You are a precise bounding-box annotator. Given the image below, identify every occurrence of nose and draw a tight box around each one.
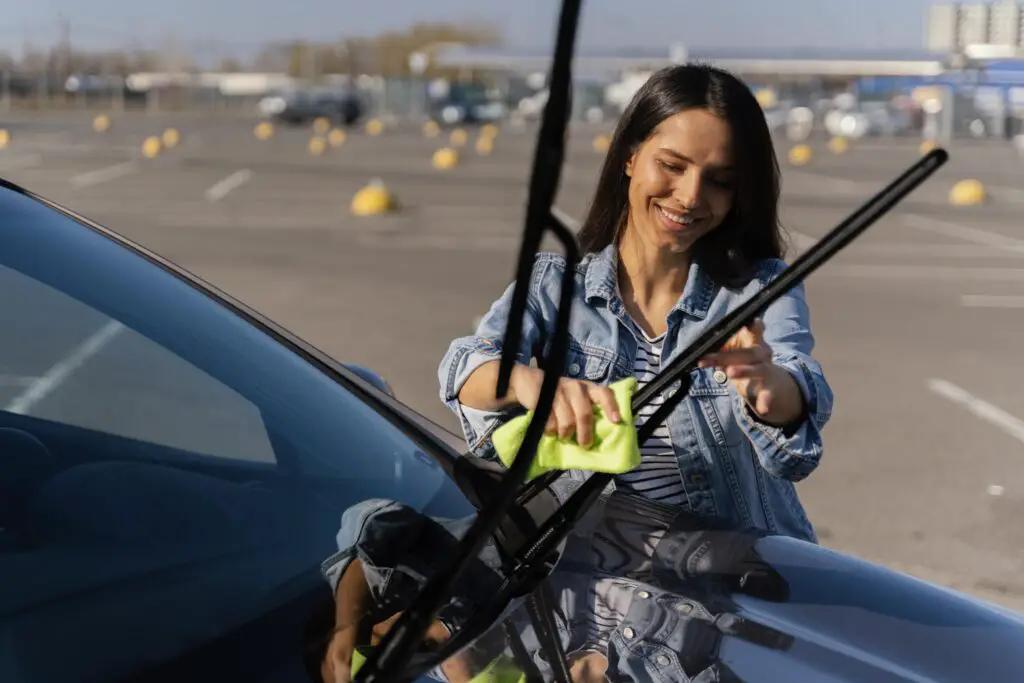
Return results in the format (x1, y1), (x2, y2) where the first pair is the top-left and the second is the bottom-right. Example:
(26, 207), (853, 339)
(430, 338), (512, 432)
(674, 167), (704, 210)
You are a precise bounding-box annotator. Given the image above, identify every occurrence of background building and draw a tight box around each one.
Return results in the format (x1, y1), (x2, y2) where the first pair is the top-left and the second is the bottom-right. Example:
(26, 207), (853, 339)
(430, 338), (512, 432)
(927, 1), (1024, 54)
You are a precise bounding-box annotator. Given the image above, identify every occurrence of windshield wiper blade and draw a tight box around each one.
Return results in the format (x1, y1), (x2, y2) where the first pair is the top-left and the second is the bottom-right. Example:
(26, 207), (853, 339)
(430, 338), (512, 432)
(351, 2), (584, 681)
(514, 147), (950, 507)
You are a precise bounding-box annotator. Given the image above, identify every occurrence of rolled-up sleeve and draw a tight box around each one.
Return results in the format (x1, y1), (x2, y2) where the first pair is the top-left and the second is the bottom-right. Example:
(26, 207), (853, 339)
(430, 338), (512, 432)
(438, 260), (550, 455)
(734, 265), (834, 482)
(320, 498), (506, 633)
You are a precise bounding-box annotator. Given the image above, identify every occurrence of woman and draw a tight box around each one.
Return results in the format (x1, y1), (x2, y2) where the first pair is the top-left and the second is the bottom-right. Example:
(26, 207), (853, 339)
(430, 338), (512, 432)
(438, 63), (833, 543)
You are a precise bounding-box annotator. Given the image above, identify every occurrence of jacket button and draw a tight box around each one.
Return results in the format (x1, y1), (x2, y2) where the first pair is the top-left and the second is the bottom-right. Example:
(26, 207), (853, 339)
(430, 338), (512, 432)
(637, 590), (650, 599)
(657, 655), (671, 666)
(622, 627), (635, 639)
(713, 369), (728, 384)
(569, 362), (581, 376)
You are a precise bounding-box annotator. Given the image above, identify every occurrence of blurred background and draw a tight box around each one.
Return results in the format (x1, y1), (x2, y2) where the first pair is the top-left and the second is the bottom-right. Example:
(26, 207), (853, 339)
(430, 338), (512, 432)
(2, 0), (1024, 612)
(4, 0), (1024, 141)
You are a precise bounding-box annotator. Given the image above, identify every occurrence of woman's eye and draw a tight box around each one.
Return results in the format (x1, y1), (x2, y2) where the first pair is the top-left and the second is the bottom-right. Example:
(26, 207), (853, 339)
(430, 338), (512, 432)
(658, 160), (680, 173)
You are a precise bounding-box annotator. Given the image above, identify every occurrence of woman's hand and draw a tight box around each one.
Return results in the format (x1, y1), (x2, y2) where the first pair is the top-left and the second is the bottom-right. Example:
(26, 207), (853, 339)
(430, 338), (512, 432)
(320, 613), (453, 683)
(321, 625), (357, 683)
(510, 365), (621, 447)
(697, 319), (804, 427)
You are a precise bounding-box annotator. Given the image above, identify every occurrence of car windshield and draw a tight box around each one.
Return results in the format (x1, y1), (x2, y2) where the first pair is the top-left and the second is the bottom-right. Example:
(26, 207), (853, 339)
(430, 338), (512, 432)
(0, 176), (825, 683)
(0, 183), (484, 682)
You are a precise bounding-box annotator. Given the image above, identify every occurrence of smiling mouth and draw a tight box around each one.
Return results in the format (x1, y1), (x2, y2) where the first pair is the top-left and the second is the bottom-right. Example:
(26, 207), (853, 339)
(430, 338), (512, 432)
(656, 204), (703, 230)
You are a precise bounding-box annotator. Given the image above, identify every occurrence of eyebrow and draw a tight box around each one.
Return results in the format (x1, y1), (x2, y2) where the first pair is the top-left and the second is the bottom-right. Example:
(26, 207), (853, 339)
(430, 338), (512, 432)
(659, 148), (734, 171)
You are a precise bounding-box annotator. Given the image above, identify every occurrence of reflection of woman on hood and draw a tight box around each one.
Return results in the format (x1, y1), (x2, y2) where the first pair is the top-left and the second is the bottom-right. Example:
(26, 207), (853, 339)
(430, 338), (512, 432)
(318, 489), (792, 683)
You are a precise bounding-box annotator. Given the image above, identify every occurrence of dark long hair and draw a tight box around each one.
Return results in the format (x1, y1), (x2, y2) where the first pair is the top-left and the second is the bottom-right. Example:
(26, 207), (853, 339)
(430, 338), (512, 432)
(576, 63), (786, 288)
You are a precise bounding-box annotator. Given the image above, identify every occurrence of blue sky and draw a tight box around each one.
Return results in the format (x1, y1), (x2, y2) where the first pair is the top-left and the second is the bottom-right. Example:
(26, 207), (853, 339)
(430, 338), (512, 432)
(0, 0), (937, 59)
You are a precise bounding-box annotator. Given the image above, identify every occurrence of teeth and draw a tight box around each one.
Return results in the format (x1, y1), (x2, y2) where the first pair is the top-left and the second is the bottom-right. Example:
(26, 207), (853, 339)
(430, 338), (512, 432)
(658, 206), (694, 225)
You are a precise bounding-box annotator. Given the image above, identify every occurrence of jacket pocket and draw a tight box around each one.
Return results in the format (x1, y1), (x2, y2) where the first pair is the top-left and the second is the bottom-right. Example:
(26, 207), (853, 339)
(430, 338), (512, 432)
(563, 344), (615, 383)
(688, 368), (743, 448)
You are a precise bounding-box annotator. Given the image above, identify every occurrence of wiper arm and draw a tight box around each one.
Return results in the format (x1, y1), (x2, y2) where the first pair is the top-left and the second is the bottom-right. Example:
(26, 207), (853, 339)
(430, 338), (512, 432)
(351, 1), (584, 681)
(495, 2), (581, 401)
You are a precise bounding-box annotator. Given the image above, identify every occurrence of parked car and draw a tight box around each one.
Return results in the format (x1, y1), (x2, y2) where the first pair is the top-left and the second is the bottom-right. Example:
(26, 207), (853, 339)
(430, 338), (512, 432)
(429, 84), (507, 127)
(0, 144), (1021, 682)
(268, 89), (364, 127)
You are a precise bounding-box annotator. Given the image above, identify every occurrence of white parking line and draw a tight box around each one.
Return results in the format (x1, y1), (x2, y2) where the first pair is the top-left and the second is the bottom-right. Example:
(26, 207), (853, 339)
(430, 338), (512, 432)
(5, 321), (125, 415)
(552, 206), (581, 230)
(70, 161), (138, 188)
(961, 295), (1024, 308)
(787, 230), (818, 249)
(928, 378), (1024, 446)
(781, 231), (1024, 258)
(902, 215), (1024, 250)
(873, 244), (1024, 258)
(989, 186), (1024, 205)
(822, 265), (1024, 281)
(205, 169), (253, 202)
(784, 171), (866, 195)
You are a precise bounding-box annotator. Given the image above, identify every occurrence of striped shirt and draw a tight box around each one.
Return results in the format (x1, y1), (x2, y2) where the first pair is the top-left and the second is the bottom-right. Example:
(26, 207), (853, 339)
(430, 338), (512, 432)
(613, 321), (689, 507)
(572, 491), (679, 654)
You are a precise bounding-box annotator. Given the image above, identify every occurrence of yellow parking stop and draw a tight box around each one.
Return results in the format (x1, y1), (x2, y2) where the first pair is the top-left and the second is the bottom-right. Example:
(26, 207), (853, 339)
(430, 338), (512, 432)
(351, 179), (397, 215)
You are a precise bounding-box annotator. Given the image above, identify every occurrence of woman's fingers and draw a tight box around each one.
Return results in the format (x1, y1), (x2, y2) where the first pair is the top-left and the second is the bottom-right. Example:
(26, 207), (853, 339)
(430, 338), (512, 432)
(565, 382), (595, 447)
(537, 380), (621, 446)
(723, 363), (769, 380)
(588, 384), (621, 423)
(719, 319), (766, 352)
(552, 392), (576, 440)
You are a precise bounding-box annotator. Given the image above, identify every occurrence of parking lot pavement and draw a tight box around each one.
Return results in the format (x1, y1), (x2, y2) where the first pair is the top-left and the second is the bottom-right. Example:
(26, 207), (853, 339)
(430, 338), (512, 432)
(3, 113), (1024, 609)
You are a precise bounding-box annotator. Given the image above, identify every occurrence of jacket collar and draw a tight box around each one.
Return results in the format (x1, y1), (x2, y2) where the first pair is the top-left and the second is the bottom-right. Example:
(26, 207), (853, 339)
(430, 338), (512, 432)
(583, 243), (717, 320)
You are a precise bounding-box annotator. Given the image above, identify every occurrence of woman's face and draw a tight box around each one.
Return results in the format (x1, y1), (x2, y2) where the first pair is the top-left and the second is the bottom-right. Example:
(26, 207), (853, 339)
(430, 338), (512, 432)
(624, 108), (736, 255)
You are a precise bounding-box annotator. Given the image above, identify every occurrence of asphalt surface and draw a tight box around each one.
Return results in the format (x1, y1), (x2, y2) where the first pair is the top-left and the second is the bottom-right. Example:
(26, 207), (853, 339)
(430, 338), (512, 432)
(2, 111), (1024, 611)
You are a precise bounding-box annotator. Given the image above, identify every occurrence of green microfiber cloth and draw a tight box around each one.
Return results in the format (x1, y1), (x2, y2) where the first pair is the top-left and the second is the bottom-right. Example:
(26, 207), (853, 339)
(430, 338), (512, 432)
(491, 377), (641, 482)
(351, 647), (527, 683)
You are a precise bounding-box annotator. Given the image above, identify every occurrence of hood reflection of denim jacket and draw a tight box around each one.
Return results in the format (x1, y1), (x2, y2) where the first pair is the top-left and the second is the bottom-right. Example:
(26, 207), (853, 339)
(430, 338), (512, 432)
(320, 494), (797, 683)
(437, 243), (834, 543)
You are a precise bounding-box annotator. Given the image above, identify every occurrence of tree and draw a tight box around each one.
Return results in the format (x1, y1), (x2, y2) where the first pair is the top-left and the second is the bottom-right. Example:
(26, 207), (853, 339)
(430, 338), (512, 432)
(273, 21), (502, 80)
(218, 58), (244, 72)
(252, 44), (288, 72)
(365, 21), (501, 77)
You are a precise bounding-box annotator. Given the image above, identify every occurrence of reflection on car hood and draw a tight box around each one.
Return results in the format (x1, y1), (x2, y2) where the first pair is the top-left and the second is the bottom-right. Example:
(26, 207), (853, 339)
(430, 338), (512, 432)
(555, 492), (1024, 682)
(341, 488), (1024, 682)
(719, 534), (1024, 682)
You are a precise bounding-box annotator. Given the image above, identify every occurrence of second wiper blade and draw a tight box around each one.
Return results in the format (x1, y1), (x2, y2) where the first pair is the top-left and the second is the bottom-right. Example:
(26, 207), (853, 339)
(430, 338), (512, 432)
(515, 147), (951, 531)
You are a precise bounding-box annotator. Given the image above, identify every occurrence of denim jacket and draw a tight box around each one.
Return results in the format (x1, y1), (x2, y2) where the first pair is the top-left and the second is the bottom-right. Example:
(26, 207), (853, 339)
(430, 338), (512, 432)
(437, 243), (834, 543)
